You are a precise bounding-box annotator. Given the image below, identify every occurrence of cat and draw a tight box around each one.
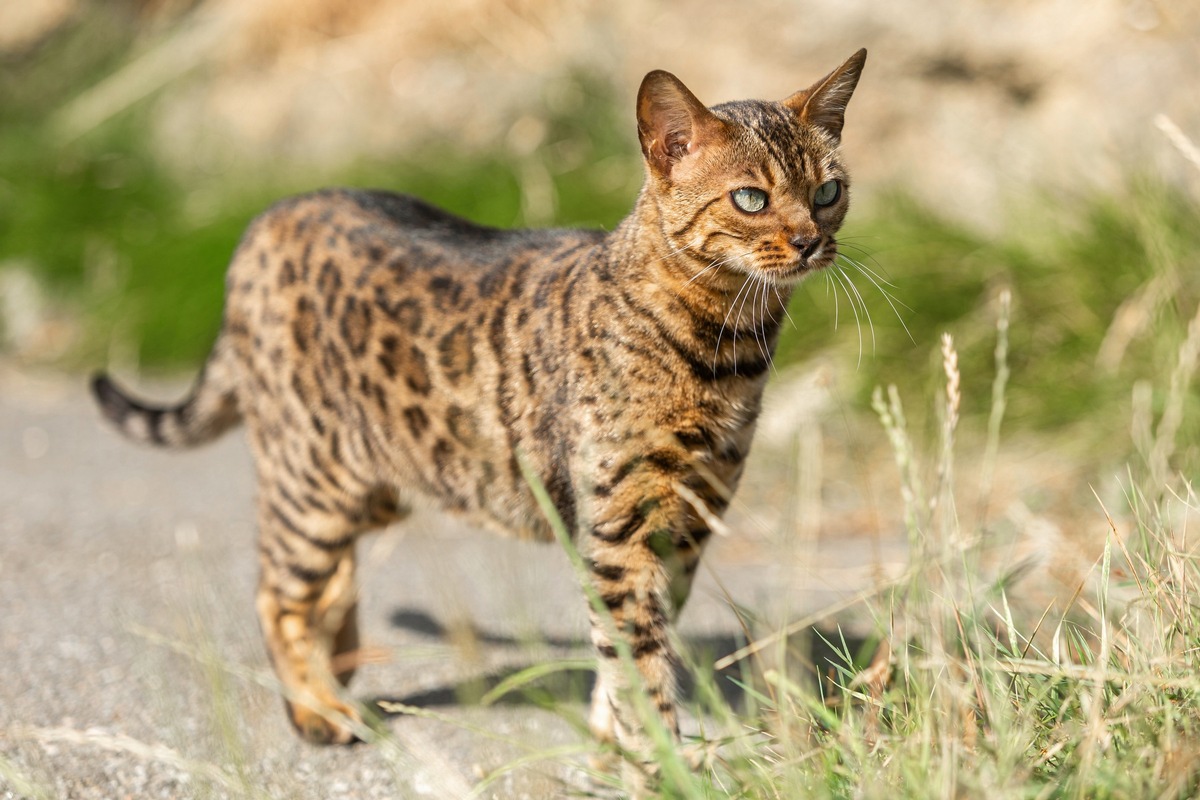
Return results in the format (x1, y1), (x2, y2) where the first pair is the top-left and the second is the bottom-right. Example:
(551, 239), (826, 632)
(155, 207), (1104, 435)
(91, 48), (866, 787)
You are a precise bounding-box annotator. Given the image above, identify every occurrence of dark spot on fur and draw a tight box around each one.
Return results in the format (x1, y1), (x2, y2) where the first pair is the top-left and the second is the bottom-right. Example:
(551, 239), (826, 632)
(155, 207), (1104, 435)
(402, 345), (432, 395)
(318, 259), (343, 315)
(476, 264), (507, 298)
(278, 259), (297, 288)
(340, 295), (372, 357)
(430, 438), (468, 510)
(403, 406), (429, 439)
(292, 296), (319, 353)
(592, 505), (647, 543)
(601, 590), (630, 610)
(588, 559), (626, 582)
(437, 323), (475, 384)
(429, 275), (465, 312)
(446, 405), (478, 446)
(375, 291), (423, 334)
(674, 428), (714, 451)
(376, 335), (400, 378)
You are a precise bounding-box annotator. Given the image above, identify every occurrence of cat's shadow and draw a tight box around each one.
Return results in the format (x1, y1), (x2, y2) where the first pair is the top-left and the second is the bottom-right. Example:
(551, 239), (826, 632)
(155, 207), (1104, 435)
(368, 608), (872, 716)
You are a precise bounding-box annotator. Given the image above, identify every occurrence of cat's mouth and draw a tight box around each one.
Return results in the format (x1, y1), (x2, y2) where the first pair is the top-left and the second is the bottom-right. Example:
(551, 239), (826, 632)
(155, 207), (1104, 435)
(763, 235), (837, 282)
(772, 248), (836, 283)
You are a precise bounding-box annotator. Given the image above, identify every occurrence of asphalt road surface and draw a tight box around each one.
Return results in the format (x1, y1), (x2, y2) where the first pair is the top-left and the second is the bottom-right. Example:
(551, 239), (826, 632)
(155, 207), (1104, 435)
(0, 365), (901, 799)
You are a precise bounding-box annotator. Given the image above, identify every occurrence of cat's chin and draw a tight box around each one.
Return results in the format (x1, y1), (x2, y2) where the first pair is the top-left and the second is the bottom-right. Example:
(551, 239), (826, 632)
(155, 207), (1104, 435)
(754, 256), (832, 286)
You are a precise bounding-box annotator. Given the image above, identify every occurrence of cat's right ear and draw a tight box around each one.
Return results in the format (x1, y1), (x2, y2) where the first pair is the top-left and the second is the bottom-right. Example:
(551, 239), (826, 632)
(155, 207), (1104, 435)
(636, 71), (723, 179)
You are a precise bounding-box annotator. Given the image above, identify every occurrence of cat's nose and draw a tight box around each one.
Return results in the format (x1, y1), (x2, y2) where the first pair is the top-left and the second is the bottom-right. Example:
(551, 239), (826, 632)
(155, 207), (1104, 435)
(788, 234), (822, 259)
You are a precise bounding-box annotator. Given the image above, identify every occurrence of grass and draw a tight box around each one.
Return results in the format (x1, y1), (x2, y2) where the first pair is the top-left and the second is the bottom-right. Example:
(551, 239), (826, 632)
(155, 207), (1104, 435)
(540, 285), (1200, 798)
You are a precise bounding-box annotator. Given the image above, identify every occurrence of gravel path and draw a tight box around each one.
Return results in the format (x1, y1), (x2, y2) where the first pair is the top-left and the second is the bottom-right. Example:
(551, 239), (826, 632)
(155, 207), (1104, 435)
(0, 366), (902, 799)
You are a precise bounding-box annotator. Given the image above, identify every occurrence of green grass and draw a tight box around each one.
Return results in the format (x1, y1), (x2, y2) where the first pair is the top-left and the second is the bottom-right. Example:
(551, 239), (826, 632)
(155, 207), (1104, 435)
(648, 306), (1200, 799)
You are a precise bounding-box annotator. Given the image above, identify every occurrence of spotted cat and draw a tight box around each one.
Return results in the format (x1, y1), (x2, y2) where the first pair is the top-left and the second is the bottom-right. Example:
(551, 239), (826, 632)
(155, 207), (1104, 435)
(92, 49), (866, 786)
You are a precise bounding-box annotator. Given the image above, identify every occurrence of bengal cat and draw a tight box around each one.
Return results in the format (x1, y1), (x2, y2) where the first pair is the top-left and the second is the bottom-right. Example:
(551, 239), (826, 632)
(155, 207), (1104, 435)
(92, 49), (867, 786)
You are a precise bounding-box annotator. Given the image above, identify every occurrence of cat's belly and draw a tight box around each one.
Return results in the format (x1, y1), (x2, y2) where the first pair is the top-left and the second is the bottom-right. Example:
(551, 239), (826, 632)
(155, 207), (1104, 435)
(373, 416), (562, 543)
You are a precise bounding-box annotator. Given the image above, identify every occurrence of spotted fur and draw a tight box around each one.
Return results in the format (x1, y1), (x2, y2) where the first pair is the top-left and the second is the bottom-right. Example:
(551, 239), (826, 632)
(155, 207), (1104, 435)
(92, 50), (867, 787)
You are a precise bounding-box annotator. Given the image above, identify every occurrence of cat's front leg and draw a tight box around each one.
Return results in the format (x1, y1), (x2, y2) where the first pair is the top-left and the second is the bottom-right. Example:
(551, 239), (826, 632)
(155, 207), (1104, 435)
(583, 482), (688, 790)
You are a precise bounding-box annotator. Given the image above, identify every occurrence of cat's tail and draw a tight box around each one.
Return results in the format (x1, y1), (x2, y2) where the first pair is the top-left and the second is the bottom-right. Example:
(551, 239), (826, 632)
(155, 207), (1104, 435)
(90, 340), (242, 449)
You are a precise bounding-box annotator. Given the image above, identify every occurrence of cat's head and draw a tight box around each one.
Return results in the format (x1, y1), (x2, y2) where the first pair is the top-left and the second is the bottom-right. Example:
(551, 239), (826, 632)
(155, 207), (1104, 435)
(636, 49), (866, 287)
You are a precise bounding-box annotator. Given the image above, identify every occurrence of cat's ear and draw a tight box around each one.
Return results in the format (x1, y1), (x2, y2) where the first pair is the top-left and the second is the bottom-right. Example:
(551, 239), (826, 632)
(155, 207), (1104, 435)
(636, 71), (724, 178)
(783, 48), (867, 141)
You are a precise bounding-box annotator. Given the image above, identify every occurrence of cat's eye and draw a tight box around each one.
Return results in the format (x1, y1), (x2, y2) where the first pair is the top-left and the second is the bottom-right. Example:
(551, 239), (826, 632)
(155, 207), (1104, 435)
(813, 180), (840, 207)
(731, 188), (768, 214)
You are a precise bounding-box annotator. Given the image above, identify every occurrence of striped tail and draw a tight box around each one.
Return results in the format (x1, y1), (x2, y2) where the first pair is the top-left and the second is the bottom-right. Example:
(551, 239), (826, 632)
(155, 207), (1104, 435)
(90, 343), (242, 449)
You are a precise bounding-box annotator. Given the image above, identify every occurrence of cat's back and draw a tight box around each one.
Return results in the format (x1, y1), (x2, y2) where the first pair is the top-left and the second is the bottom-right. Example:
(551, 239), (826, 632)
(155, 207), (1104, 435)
(230, 187), (601, 281)
(222, 186), (605, 371)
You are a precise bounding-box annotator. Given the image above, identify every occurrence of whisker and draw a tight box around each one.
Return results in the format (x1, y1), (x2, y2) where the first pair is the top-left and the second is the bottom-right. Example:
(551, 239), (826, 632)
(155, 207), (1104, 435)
(839, 254), (915, 343)
(839, 249), (900, 291)
(838, 254), (908, 310)
(686, 261), (723, 286)
(837, 234), (883, 249)
(824, 271), (841, 330)
(773, 286), (797, 332)
(761, 283), (780, 375)
(651, 238), (699, 267)
(827, 265), (864, 367)
(731, 276), (760, 373)
(747, 280), (773, 372)
(836, 237), (895, 280)
(837, 263), (876, 355)
(715, 276), (756, 374)
(686, 249), (755, 286)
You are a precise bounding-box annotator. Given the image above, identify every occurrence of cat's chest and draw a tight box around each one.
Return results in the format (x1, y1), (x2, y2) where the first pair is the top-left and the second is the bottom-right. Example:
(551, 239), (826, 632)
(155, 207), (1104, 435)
(568, 356), (766, 459)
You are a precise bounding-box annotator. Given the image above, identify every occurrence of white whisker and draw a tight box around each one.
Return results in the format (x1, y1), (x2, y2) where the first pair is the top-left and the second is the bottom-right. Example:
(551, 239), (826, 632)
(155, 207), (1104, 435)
(743, 279), (769, 370)
(839, 249), (900, 291)
(715, 276), (756, 374)
(755, 281), (778, 375)
(824, 271), (841, 330)
(686, 249), (755, 286)
(827, 265), (864, 366)
(651, 239), (699, 267)
(731, 276), (758, 373)
(838, 254), (915, 343)
(773, 286), (797, 331)
(839, 263), (876, 354)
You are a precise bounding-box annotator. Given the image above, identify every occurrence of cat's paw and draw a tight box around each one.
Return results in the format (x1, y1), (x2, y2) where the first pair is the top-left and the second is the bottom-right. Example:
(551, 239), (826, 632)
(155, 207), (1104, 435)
(680, 738), (717, 771)
(287, 699), (363, 745)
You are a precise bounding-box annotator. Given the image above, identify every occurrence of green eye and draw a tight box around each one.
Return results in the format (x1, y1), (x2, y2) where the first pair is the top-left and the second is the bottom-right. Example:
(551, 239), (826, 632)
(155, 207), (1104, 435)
(731, 188), (768, 213)
(814, 180), (840, 207)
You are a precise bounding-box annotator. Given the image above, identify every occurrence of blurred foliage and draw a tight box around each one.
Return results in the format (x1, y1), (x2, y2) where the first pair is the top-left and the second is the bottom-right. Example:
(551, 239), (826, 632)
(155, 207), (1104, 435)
(3, 8), (1199, 460)
(782, 187), (1200, 448)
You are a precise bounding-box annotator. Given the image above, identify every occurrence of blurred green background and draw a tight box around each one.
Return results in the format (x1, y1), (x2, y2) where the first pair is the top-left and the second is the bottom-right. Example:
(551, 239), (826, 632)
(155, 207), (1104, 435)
(2, 0), (1199, 461)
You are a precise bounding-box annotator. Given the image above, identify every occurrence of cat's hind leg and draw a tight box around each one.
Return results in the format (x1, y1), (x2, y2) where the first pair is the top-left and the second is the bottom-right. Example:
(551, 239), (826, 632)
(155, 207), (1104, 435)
(254, 484), (404, 744)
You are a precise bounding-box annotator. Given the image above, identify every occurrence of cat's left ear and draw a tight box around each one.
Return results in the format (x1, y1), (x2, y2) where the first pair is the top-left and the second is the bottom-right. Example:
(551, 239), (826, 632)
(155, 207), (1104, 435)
(637, 70), (725, 179)
(783, 48), (867, 141)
